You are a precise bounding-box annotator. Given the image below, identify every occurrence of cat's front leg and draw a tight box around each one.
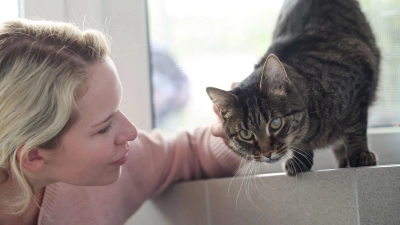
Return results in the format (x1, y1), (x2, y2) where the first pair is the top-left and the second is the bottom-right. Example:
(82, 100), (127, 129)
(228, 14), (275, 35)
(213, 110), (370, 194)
(345, 134), (377, 167)
(284, 149), (314, 176)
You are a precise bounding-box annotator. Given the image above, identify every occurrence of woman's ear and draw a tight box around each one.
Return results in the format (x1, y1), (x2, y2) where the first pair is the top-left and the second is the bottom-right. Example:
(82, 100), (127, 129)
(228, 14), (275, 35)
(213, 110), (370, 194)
(16, 147), (45, 173)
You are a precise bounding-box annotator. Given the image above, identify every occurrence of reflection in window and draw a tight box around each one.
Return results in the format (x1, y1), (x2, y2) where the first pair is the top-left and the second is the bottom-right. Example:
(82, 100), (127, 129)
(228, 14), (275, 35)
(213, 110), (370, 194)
(150, 44), (189, 127)
(147, 0), (400, 133)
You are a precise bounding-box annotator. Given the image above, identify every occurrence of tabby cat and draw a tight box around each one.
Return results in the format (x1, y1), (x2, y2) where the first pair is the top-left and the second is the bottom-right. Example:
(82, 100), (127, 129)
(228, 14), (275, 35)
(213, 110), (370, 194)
(206, 0), (380, 176)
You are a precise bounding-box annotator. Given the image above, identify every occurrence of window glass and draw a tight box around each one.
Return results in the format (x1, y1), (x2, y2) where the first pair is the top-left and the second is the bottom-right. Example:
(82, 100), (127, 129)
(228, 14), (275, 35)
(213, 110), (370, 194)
(147, 0), (400, 133)
(361, 0), (400, 127)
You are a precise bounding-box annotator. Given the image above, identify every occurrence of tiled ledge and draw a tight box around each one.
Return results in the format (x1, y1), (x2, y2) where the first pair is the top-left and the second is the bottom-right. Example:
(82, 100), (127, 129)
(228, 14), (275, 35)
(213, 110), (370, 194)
(126, 165), (400, 225)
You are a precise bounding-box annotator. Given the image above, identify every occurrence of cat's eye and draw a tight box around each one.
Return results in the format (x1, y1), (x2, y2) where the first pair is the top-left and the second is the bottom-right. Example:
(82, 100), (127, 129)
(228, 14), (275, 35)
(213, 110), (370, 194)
(270, 117), (282, 130)
(239, 130), (254, 140)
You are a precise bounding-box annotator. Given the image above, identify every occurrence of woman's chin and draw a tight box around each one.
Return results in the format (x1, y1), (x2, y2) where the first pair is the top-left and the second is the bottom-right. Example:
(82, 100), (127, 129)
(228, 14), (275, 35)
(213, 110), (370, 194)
(83, 167), (122, 186)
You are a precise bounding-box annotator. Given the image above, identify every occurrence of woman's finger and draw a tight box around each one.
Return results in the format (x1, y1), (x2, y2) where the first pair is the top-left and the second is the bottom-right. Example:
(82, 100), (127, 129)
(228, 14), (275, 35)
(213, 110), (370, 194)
(231, 82), (239, 89)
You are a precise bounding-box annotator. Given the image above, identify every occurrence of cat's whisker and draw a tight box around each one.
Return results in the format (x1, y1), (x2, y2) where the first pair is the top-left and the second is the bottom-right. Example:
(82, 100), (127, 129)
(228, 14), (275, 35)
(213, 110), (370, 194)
(291, 153), (308, 172)
(236, 161), (252, 210)
(281, 153), (308, 203)
(252, 161), (259, 189)
(254, 163), (276, 204)
(244, 161), (258, 209)
(253, 163), (260, 197)
(245, 161), (252, 204)
(290, 158), (300, 197)
(292, 150), (317, 175)
(291, 154), (306, 180)
(290, 148), (313, 173)
(228, 157), (248, 197)
(292, 151), (313, 164)
(291, 153), (311, 193)
(257, 174), (277, 190)
(290, 147), (318, 181)
(256, 162), (262, 186)
(282, 153), (294, 188)
(290, 146), (313, 160)
(290, 147), (314, 164)
(245, 161), (260, 209)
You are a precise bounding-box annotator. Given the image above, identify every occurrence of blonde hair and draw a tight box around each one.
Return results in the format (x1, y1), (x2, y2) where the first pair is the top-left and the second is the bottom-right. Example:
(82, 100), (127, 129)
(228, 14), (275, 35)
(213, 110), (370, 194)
(0, 18), (110, 214)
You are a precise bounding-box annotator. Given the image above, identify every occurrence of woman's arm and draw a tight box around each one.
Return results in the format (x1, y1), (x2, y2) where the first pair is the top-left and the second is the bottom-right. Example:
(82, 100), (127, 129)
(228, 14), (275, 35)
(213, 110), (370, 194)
(126, 126), (241, 198)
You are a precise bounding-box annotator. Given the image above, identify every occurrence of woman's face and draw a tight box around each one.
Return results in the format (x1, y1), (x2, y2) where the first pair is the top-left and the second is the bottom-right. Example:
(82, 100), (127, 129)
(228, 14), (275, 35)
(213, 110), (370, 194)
(40, 57), (138, 186)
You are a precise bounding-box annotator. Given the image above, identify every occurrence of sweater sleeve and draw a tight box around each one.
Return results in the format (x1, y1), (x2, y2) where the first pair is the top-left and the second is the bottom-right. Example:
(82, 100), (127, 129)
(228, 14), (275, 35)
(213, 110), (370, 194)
(147, 126), (242, 195)
(117, 125), (242, 219)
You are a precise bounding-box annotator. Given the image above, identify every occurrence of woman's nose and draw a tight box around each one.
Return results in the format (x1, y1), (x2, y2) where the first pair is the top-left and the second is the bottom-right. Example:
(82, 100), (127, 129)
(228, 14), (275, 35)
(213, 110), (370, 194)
(126, 122), (138, 141)
(115, 111), (138, 145)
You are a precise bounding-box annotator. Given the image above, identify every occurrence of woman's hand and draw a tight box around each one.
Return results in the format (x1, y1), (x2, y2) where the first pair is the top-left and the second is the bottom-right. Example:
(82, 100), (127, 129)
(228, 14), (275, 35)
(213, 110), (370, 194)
(210, 104), (227, 142)
(209, 82), (239, 144)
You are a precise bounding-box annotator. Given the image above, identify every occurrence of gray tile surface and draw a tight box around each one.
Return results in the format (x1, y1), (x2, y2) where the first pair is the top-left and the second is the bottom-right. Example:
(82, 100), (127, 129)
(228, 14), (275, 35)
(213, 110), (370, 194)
(125, 180), (209, 225)
(208, 168), (357, 225)
(127, 165), (400, 225)
(356, 165), (400, 225)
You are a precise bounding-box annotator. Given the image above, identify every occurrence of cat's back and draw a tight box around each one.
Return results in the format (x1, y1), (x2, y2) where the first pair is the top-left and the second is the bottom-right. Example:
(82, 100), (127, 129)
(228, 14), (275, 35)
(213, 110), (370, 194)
(269, 0), (379, 59)
(273, 0), (375, 42)
(265, 0), (380, 90)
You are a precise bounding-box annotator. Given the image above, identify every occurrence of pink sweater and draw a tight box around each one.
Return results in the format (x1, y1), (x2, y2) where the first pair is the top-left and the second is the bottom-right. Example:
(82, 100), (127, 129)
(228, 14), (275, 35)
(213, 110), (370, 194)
(36, 126), (241, 225)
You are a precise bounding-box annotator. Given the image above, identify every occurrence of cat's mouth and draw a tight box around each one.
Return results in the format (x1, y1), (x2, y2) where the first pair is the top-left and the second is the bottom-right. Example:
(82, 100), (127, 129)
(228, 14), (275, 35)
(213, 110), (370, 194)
(264, 157), (282, 163)
(251, 153), (282, 163)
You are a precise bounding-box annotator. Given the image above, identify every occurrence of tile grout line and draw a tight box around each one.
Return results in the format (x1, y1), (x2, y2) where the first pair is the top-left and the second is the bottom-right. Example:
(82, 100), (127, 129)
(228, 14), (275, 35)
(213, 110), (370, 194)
(205, 182), (212, 225)
(351, 169), (360, 225)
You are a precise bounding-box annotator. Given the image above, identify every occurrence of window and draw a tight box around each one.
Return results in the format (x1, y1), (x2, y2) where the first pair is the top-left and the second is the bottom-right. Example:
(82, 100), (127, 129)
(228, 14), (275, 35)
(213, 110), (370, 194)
(12, 0), (400, 172)
(0, 0), (20, 21)
(147, 0), (400, 171)
(363, 0), (400, 127)
(148, 0), (284, 132)
(148, 0), (400, 131)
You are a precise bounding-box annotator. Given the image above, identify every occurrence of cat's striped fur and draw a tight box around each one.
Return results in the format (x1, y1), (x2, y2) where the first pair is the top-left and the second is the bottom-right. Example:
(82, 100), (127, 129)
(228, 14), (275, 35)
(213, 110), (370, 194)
(206, 0), (380, 176)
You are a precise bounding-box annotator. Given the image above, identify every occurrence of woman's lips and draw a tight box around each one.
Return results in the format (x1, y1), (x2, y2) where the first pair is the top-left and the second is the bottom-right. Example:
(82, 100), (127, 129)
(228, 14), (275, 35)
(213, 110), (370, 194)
(110, 152), (128, 165)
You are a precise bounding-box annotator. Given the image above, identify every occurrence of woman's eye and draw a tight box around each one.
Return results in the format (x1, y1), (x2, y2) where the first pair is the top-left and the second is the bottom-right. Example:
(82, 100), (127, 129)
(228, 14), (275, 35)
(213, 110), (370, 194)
(270, 117), (282, 130)
(239, 130), (254, 140)
(98, 121), (113, 134)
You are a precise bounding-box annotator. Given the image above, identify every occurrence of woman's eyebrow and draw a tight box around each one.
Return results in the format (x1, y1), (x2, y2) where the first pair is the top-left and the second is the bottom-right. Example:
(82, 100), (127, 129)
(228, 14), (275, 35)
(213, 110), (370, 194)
(92, 113), (114, 127)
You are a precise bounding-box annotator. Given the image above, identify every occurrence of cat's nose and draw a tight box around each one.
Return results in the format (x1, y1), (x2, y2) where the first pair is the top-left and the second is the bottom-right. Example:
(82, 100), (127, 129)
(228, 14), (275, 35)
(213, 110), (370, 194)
(263, 151), (272, 158)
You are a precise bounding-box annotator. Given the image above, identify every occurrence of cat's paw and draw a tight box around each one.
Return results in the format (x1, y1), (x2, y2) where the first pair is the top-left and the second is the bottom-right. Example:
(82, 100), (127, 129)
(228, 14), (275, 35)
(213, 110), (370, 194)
(284, 158), (311, 176)
(348, 151), (377, 167)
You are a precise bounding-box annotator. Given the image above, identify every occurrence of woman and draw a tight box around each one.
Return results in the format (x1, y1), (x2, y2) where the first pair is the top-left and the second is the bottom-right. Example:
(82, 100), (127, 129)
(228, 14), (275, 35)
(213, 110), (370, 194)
(0, 19), (240, 225)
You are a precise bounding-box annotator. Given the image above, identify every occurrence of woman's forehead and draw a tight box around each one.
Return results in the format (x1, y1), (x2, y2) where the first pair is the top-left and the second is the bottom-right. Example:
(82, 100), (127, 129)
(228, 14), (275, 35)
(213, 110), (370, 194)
(76, 58), (121, 124)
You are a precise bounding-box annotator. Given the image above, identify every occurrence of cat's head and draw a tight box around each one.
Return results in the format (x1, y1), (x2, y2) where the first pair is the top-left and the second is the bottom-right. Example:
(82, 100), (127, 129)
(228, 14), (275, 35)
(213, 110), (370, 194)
(206, 54), (308, 163)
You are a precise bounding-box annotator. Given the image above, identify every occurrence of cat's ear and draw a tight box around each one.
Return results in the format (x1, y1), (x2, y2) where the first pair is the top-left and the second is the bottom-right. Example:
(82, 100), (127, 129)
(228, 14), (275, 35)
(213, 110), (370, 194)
(206, 87), (238, 111)
(260, 54), (290, 94)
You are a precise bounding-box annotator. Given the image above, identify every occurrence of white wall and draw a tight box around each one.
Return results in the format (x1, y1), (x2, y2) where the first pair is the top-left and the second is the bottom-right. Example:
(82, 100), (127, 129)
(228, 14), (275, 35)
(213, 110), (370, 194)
(23, 0), (153, 131)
